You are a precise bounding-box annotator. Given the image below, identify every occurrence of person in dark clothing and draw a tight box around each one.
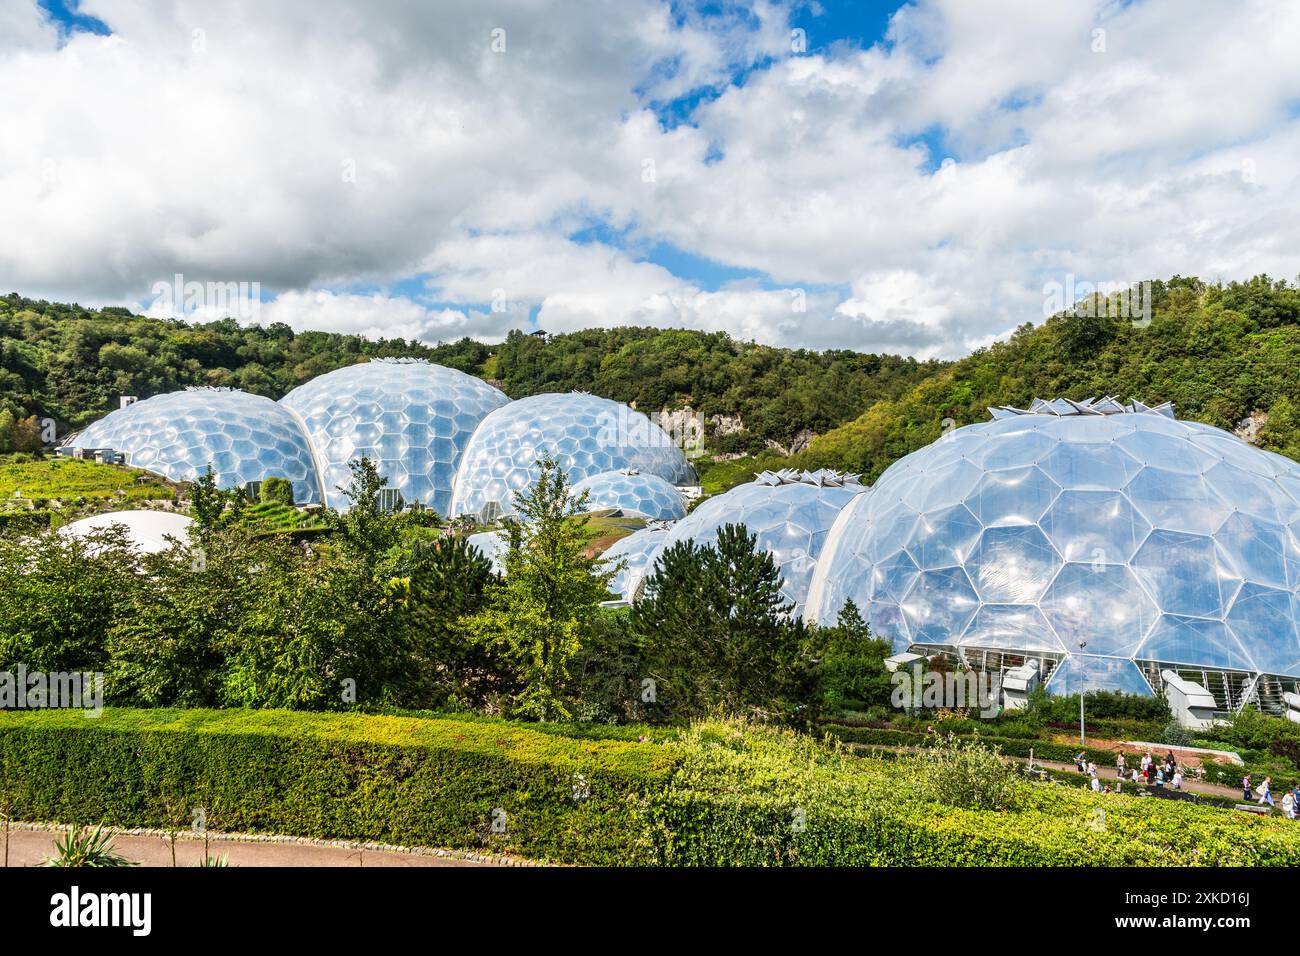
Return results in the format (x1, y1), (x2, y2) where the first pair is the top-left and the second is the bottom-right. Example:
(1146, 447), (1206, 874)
(1243, 774), (1253, 801)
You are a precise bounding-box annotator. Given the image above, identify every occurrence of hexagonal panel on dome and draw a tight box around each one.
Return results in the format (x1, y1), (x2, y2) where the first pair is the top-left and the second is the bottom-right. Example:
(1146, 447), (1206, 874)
(1132, 529), (1240, 619)
(906, 504), (983, 570)
(900, 567), (980, 644)
(569, 470), (686, 521)
(969, 466), (1060, 527)
(1124, 467), (1232, 535)
(281, 359), (509, 514)
(1214, 512), (1290, 590)
(968, 525), (1061, 603)
(868, 549), (921, 604)
(1227, 584), (1300, 677)
(1136, 615), (1256, 672)
(1040, 441), (1143, 490)
(1041, 562), (1156, 657)
(449, 393), (694, 520)
(1040, 489), (1150, 564)
(70, 387), (322, 504)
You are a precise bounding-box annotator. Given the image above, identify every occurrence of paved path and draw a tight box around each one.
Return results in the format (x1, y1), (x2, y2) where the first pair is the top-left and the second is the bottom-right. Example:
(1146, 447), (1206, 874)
(850, 743), (1263, 804)
(1018, 756), (1247, 801)
(2, 827), (507, 868)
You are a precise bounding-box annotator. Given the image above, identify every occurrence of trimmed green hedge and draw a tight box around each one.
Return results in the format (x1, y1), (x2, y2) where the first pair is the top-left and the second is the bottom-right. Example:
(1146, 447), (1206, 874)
(0, 708), (679, 865)
(3, 710), (1298, 866)
(821, 723), (1119, 766)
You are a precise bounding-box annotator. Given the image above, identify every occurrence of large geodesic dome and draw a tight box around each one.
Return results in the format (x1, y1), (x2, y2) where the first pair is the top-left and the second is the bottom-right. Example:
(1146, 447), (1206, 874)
(600, 525), (670, 601)
(449, 392), (695, 520)
(645, 469), (865, 615)
(280, 358), (509, 513)
(70, 388), (322, 504)
(570, 470), (686, 521)
(805, 398), (1300, 700)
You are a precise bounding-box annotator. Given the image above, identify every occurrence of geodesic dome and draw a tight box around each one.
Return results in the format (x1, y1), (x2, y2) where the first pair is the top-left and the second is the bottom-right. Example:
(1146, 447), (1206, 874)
(280, 358), (509, 513)
(643, 470), (865, 614)
(600, 525), (670, 601)
(570, 470), (686, 521)
(59, 510), (195, 555)
(70, 388), (322, 504)
(449, 392), (695, 520)
(805, 398), (1300, 696)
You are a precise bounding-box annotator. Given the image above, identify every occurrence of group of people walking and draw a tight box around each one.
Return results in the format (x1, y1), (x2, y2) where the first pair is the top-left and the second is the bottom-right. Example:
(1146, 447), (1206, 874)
(1241, 774), (1300, 819)
(1074, 750), (1184, 793)
(1070, 748), (1299, 818)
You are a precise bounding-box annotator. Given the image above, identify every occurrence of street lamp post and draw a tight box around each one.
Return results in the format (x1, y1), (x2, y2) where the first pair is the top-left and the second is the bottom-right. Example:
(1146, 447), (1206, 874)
(1078, 641), (1087, 746)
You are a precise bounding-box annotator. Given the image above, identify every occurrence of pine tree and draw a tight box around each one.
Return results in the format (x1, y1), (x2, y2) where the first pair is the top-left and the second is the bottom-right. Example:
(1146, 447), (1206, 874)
(632, 522), (816, 721)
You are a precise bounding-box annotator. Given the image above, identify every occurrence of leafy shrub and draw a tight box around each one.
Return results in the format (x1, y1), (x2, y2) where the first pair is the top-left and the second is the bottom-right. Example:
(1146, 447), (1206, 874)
(3, 709), (1299, 867)
(43, 823), (136, 867)
(1030, 689), (1171, 723)
(643, 719), (1300, 866)
(1209, 708), (1300, 751)
(905, 732), (1021, 811)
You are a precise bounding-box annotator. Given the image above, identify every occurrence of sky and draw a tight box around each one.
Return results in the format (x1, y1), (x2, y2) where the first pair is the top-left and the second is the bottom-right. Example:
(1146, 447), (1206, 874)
(2, 0), (1298, 358)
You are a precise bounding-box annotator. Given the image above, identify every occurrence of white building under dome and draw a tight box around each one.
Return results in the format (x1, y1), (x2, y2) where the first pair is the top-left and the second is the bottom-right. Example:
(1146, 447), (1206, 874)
(805, 398), (1300, 713)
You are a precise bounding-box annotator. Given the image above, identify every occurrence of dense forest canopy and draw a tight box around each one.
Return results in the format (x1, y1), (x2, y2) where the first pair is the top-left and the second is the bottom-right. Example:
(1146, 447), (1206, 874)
(0, 292), (940, 453)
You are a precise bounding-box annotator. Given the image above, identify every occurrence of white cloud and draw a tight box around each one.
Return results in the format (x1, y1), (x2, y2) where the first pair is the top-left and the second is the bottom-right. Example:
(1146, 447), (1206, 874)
(1, 0), (1298, 356)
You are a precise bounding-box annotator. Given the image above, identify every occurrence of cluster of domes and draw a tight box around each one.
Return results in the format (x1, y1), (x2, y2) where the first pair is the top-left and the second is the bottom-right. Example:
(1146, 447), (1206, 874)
(69, 360), (694, 521)
(70, 376), (1300, 691)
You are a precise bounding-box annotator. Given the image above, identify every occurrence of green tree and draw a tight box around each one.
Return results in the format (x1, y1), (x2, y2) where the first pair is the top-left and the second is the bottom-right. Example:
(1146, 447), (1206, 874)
(394, 533), (502, 708)
(106, 528), (264, 707)
(815, 600), (893, 713)
(0, 526), (140, 673)
(463, 457), (613, 720)
(187, 468), (227, 531)
(333, 457), (402, 558)
(631, 523), (818, 722)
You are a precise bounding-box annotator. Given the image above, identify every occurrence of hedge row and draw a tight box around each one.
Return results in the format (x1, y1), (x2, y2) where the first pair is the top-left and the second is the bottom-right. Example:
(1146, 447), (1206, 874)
(820, 723), (1120, 766)
(3, 710), (1298, 866)
(0, 708), (679, 865)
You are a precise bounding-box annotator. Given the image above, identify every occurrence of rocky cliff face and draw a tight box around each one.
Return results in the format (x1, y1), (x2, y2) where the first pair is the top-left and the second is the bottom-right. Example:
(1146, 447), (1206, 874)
(1235, 410), (1268, 444)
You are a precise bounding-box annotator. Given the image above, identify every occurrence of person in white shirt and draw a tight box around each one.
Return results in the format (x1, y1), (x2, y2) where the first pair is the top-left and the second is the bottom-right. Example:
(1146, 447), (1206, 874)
(1283, 790), (1296, 820)
(1171, 770), (1183, 791)
(1091, 776), (1102, 792)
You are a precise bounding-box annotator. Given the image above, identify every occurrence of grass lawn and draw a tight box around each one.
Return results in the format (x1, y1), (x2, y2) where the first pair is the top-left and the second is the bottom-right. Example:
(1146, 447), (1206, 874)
(0, 455), (176, 502)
